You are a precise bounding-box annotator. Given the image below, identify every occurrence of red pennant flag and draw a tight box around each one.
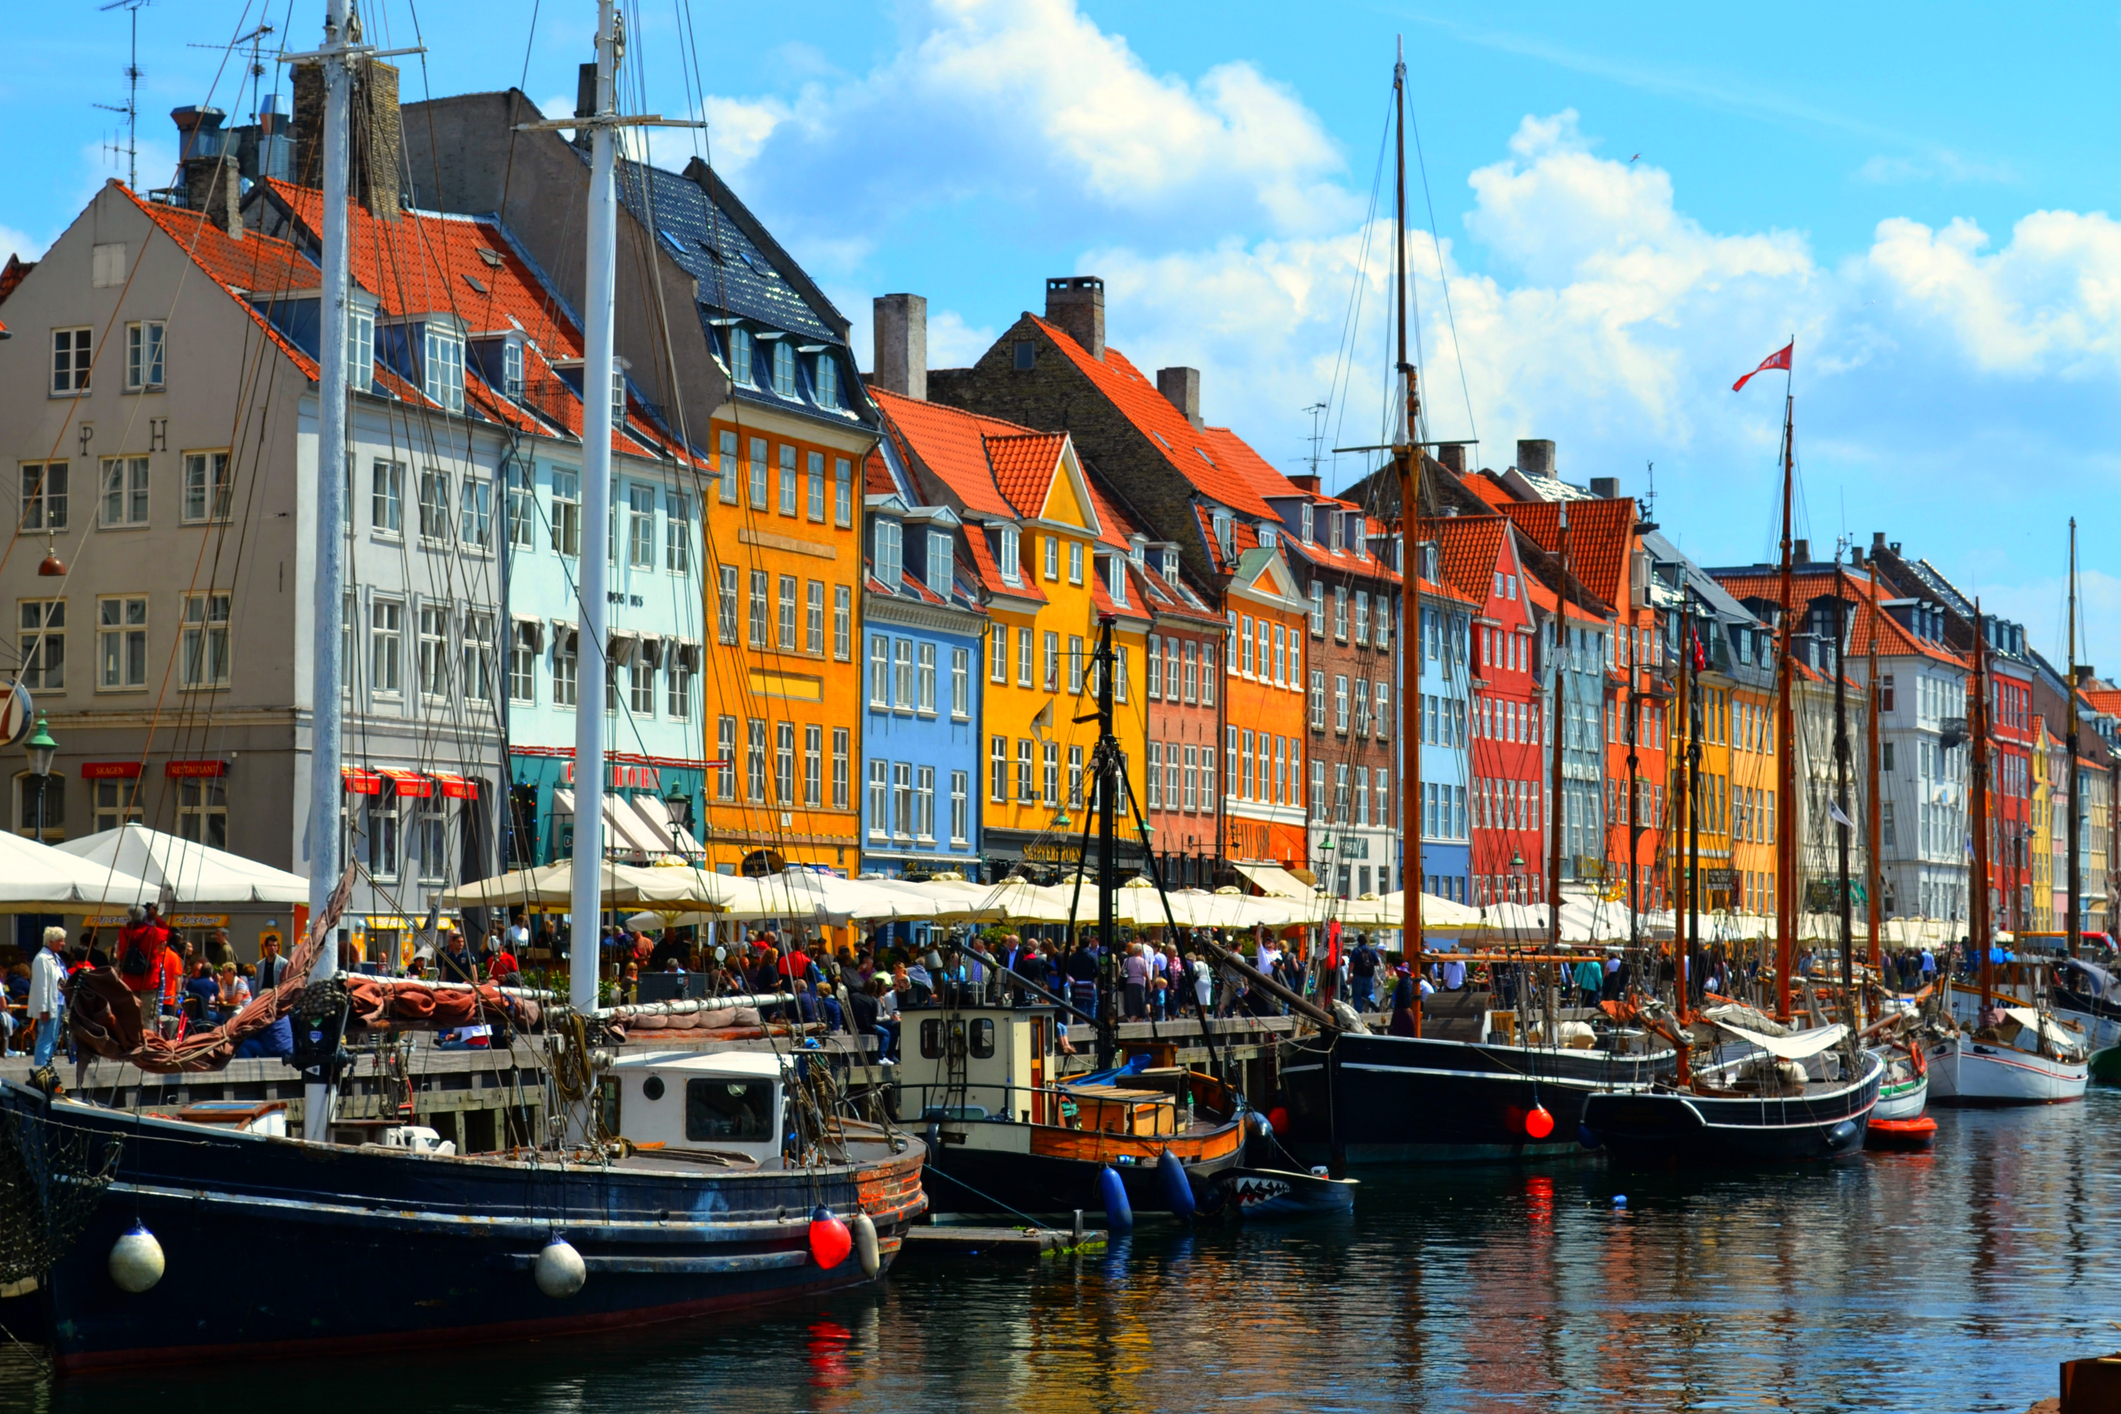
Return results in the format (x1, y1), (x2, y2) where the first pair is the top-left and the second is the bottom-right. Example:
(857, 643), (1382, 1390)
(1690, 626), (1707, 671)
(1732, 341), (1793, 392)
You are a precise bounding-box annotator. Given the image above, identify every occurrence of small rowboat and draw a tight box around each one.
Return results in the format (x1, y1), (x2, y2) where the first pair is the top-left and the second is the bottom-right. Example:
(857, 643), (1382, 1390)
(1865, 1115), (1938, 1150)
(1201, 1166), (1358, 1220)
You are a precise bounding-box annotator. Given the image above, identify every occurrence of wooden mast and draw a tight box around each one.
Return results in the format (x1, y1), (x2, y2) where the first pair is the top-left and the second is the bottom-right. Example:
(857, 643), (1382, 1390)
(1972, 610), (1992, 1008)
(1550, 508), (1569, 970)
(2067, 519), (2083, 959)
(1865, 560), (1883, 987)
(1392, 39), (1426, 1033)
(1774, 381), (1797, 1023)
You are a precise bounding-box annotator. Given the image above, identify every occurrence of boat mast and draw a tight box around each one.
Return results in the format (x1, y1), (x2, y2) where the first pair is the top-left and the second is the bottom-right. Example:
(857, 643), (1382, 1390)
(302, 0), (356, 1143)
(1094, 615), (1118, 1071)
(2067, 519), (2082, 959)
(567, 0), (622, 1013)
(1865, 561), (1882, 992)
(1391, 38), (1426, 1031)
(1683, 585), (1699, 1024)
(1549, 509), (1568, 972)
(1834, 565), (1853, 1032)
(1973, 597), (1994, 1017)
(1774, 379), (1796, 1023)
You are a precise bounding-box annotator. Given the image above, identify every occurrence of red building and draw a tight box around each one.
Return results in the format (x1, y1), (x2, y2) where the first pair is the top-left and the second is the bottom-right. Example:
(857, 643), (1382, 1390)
(1989, 646), (2035, 931)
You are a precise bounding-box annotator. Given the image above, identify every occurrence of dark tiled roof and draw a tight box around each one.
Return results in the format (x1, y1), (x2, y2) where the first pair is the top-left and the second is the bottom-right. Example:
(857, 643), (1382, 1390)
(619, 159), (839, 343)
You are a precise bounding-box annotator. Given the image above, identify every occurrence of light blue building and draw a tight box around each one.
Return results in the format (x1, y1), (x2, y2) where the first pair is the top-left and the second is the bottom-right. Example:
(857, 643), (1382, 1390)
(1410, 550), (1473, 901)
(858, 440), (987, 876)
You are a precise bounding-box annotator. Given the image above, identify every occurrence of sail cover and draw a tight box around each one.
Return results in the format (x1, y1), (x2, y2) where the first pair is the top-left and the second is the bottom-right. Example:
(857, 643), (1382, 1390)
(1718, 1021), (1848, 1060)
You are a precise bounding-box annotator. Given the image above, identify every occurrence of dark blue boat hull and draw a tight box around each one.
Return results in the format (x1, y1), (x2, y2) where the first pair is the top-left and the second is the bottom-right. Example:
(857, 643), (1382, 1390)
(1581, 1060), (1883, 1167)
(0, 1081), (926, 1371)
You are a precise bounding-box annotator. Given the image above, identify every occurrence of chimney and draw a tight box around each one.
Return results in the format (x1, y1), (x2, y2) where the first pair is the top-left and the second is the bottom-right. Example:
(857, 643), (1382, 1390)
(1156, 366), (1202, 429)
(294, 59), (403, 220)
(1437, 443), (1471, 476)
(1872, 531), (1888, 553)
(1516, 439), (1556, 480)
(1794, 538), (1811, 564)
(1589, 476), (1619, 499)
(1044, 276), (1104, 360)
(575, 62), (597, 148)
(872, 293), (928, 400)
(1851, 546), (1866, 568)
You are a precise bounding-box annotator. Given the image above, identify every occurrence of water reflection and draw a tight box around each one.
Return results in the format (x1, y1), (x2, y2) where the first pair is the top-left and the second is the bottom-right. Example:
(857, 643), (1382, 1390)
(6, 1097), (2119, 1412)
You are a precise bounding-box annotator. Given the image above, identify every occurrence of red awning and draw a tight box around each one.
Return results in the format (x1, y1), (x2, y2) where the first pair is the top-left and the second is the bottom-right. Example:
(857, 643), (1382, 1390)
(430, 771), (476, 799)
(378, 768), (433, 798)
(342, 768), (383, 795)
(81, 761), (143, 780)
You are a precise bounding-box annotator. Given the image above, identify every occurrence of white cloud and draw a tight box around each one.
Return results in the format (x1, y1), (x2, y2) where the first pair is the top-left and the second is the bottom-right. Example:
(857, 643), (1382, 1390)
(0, 223), (44, 265)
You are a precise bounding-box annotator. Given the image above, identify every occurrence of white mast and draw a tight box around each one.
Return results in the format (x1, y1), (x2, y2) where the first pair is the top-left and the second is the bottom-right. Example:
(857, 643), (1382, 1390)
(568, 0), (621, 1013)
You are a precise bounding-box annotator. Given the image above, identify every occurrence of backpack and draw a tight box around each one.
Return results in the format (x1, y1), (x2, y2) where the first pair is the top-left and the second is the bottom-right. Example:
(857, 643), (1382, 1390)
(119, 929), (152, 978)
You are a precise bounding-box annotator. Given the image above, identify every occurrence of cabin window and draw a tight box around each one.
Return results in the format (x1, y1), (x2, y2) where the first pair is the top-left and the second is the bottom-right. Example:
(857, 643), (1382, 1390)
(684, 1078), (775, 1142)
(971, 1017), (996, 1059)
(921, 1017), (944, 1059)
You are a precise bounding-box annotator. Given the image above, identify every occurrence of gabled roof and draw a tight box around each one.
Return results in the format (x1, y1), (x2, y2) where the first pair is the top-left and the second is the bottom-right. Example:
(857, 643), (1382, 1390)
(120, 184), (320, 377)
(625, 157), (841, 344)
(985, 432), (1072, 521)
(1490, 496), (1638, 609)
(874, 388), (1031, 520)
(1713, 565), (1966, 668)
(1422, 514), (1511, 605)
(1026, 315), (1281, 518)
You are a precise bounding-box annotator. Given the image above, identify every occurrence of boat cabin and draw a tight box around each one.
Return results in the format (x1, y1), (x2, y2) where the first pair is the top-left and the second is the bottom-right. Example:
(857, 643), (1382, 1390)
(601, 1051), (789, 1165)
(891, 1006), (1061, 1126)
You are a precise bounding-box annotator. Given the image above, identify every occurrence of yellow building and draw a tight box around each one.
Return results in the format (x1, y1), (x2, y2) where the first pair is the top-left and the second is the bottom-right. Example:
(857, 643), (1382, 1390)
(2031, 715), (2056, 931)
(872, 391), (1146, 880)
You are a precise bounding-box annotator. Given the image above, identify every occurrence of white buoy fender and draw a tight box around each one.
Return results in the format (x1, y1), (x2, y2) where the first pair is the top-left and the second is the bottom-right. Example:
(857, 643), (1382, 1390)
(851, 1211), (881, 1279)
(534, 1237), (586, 1298)
(109, 1223), (164, 1293)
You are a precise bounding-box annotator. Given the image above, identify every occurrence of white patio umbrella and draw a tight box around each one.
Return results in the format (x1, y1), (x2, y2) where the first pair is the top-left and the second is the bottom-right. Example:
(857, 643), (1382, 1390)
(0, 831), (156, 913)
(58, 824), (307, 905)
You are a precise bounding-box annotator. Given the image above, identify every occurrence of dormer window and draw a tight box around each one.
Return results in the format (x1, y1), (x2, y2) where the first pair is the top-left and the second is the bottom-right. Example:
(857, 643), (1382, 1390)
(874, 518), (903, 592)
(1300, 504), (1313, 544)
(728, 327), (755, 387)
(771, 340), (798, 399)
(501, 339), (524, 400)
(1212, 512), (1233, 561)
(1108, 555), (1128, 607)
(815, 354), (841, 409)
(1328, 511), (1342, 553)
(1259, 524), (1278, 550)
(423, 324), (465, 413)
(610, 360), (627, 426)
(999, 526), (1021, 583)
(1352, 522), (1366, 560)
(1129, 537), (1146, 567)
(349, 304), (375, 395)
(927, 531), (953, 597)
(1161, 548), (1179, 581)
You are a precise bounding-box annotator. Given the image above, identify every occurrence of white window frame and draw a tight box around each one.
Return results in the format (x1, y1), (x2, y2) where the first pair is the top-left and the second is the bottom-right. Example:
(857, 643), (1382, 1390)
(180, 591), (232, 689)
(126, 320), (165, 392)
(100, 455), (150, 529)
(96, 595), (148, 691)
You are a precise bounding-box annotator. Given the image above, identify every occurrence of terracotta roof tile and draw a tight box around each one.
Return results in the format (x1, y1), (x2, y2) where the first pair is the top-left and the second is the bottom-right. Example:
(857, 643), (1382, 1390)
(121, 185), (320, 378)
(1078, 470), (1142, 551)
(1713, 566), (1967, 669)
(872, 388), (1027, 520)
(1462, 472), (1518, 511)
(1027, 316), (1279, 517)
(1421, 514), (1510, 604)
(1492, 497), (1637, 608)
(984, 432), (1069, 519)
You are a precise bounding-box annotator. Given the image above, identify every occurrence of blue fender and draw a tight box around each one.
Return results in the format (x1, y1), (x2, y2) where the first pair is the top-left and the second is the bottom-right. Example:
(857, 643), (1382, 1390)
(1157, 1149), (1195, 1220)
(1098, 1165), (1133, 1231)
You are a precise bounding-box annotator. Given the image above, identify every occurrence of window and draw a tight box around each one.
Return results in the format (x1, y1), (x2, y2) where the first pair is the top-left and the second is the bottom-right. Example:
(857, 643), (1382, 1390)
(1017, 739), (1036, 801)
(951, 648), (970, 718)
(20, 463), (66, 533)
(1335, 675), (1349, 732)
(92, 777), (142, 833)
(1882, 800), (1897, 850)
(714, 717), (737, 801)
(991, 627), (1008, 684)
(895, 639), (916, 710)
(550, 469), (580, 555)
(628, 652), (656, 714)
(1272, 624), (1286, 684)
(126, 320), (165, 391)
(668, 647), (694, 720)
(178, 778), (228, 851)
(806, 580), (825, 654)
(832, 728), (851, 808)
(1045, 631), (1062, 692)
(746, 719), (768, 803)
(412, 794), (448, 883)
(1109, 554), (1128, 607)
(748, 570), (769, 647)
(775, 722), (796, 804)
(1355, 591), (1371, 645)
(1017, 627), (1033, 688)
(1183, 642), (1198, 703)
(869, 636), (889, 707)
(835, 457), (853, 526)
(1116, 646), (1130, 703)
(1309, 583), (1325, 635)
(1241, 730), (1255, 801)
(1069, 745), (1084, 809)
(509, 621), (538, 703)
(1333, 586), (1348, 641)
(950, 771), (968, 844)
(349, 304), (374, 394)
(1045, 535), (1060, 581)
(928, 531), (954, 597)
(1240, 615), (1254, 675)
(875, 518), (903, 590)
(1043, 741), (1059, 805)
(1376, 682), (1391, 739)
(718, 430), (739, 504)
(18, 600), (64, 692)
(625, 483), (655, 567)
(999, 527), (1021, 583)
(501, 338), (525, 400)
(777, 575), (797, 650)
(180, 592), (232, 689)
(1880, 674), (1896, 712)
(362, 792), (398, 878)
(418, 469), (450, 543)
(97, 595), (148, 690)
(797, 450), (822, 523)
(771, 341), (798, 399)
(553, 627), (578, 707)
(778, 444), (799, 516)
(1069, 541), (1084, 585)
(1147, 742), (1163, 809)
(1310, 760), (1326, 821)
(814, 354), (842, 410)
(833, 585), (852, 659)
(1201, 645), (1215, 706)
(101, 455), (150, 528)
(990, 736), (1008, 802)
(180, 447), (236, 525)
(1014, 340), (1036, 370)
(714, 565), (740, 644)
(1147, 635), (1163, 699)
(918, 643), (937, 712)
(51, 328), (90, 395)
(804, 724), (823, 807)
(1068, 636), (1084, 694)
(749, 437), (769, 508)
(423, 326), (466, 412)
(1355, 679), (1371, 737)
(729, 327), (756, 386)
(665, 491), (692, 572)
(456, 474), (491, 549)
(371, 599), (404, 695)
(1310, 670), (1326, 728)
(418, 605), (450, 698)
(868, 759), (889, 837)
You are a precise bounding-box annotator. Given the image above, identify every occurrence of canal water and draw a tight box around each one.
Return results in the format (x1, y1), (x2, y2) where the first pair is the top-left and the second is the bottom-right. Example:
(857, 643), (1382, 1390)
(4, 1095), (2115, 1413)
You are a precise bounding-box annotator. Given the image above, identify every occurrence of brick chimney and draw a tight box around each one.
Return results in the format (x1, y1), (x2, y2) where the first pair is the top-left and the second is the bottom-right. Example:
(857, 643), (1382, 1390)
(1045, 276), (1104, 360)
(293, 59), (403, 220)
(1516, 439), (1555, 479)
(872, 293), (927, 400)
(1794, 538), (1811, 564)
(1437, 443), (1472, 476)
(1156, 366), (1201, 429)
(1589, 476), (1618, 499)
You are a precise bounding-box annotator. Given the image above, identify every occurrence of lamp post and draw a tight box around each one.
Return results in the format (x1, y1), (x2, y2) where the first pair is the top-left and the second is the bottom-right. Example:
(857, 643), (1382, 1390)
(24, 713), (56, 843)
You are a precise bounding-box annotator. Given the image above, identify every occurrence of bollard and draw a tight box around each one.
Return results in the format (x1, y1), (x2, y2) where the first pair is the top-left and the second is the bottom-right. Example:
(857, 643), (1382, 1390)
(1073, 1209), (1085, 1247)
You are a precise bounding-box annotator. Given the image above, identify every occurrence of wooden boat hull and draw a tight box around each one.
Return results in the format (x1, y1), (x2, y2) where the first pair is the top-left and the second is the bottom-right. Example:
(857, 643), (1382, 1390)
(1924, 1034), (2087, 1106)
(1580, 1054), (1883, 1168)
(0, 1079), (925, 1373)
(1202, 1166), (1357, 1220)
(917, 1116), (1245, 1216)
(1278, 1032), (1675, 1163)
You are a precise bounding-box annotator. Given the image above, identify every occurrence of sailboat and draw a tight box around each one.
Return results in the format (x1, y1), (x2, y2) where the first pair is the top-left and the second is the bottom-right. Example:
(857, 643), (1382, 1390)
(0, 3), (924, 1372)
(1582, 356), (1883, 1166)
(1278, 46), (1674, 1165)
(1926, 584), (2089, 1105)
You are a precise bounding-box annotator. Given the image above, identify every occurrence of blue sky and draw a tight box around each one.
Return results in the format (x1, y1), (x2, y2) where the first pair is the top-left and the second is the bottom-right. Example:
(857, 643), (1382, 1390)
(7, 0), (2121, 668)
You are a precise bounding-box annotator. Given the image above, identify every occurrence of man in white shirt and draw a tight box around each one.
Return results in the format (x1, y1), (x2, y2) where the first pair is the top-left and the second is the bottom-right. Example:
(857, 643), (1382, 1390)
(29, 926), (67, 1068)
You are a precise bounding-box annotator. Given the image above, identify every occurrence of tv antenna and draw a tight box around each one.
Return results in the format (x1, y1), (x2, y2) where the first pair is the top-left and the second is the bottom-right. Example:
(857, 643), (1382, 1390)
(1303, 401), (1330, 479)
(95, 0), (152, 192)
(190, 22), (278, 117)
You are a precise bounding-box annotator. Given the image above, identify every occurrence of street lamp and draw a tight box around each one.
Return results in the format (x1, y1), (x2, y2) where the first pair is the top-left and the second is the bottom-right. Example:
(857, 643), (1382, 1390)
(24, 713), (56, 842)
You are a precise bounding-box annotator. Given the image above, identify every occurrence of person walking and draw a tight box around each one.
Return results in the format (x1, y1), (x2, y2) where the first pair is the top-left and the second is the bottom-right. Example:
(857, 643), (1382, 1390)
(28, 926), (66, 1068)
